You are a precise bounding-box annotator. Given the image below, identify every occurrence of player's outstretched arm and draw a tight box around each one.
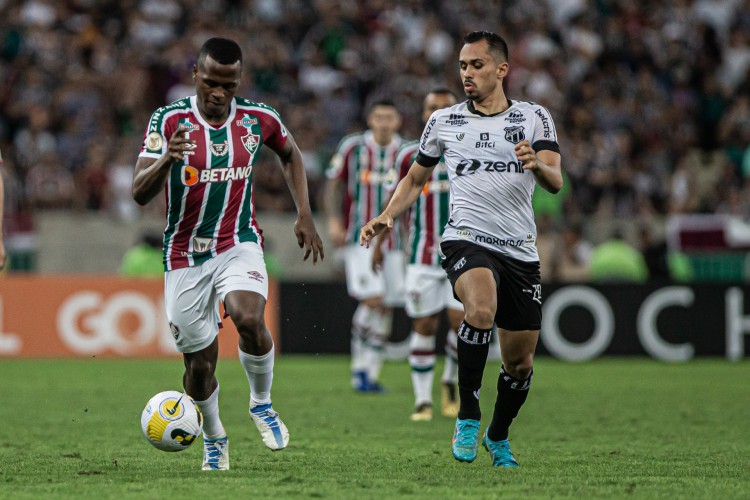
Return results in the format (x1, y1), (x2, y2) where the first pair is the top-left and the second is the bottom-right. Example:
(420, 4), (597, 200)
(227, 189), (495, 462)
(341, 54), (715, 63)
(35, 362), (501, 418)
(132, 125), (196, 205)
(360, 161), (434, 247)
(274, 132), (324, 264)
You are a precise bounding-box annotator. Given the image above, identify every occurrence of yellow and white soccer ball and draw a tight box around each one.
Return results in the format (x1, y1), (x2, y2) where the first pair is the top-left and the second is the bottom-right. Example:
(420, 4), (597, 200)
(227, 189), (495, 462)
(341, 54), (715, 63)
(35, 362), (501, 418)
(141, 391), (203, 452)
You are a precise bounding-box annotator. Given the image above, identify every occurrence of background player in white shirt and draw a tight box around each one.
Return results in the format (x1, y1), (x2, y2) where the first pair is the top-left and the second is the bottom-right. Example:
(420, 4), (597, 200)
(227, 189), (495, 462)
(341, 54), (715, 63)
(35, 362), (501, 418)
(361, 31), (562, 468)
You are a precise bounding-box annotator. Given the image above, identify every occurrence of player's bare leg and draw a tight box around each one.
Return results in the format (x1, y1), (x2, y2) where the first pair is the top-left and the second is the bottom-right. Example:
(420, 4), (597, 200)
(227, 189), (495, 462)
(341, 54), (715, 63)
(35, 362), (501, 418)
(225, 290), (289, 450)
(451, 268), (496, 462)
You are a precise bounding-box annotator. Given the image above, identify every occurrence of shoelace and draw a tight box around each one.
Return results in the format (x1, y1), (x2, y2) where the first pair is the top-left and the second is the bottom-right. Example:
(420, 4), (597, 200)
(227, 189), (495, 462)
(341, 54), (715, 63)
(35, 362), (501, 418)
(253, 408), (280, 428)
(455, 422), (479, 446)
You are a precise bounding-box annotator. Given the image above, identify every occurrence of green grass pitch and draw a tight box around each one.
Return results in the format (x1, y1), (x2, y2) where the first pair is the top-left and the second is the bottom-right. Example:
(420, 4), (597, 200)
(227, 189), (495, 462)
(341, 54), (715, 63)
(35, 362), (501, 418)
(1, 356), (748, 499)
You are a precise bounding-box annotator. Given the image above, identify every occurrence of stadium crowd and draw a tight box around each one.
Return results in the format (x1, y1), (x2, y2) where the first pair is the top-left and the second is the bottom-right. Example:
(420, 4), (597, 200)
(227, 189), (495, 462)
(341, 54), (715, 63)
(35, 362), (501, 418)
(1, 0), (749, 278)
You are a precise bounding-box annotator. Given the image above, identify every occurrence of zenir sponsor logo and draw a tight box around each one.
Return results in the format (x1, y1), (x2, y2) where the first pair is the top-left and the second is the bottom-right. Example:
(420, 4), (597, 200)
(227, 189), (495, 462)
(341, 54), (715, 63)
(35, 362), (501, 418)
(454, 158), (524, 176)
(456, 133), (465, 141)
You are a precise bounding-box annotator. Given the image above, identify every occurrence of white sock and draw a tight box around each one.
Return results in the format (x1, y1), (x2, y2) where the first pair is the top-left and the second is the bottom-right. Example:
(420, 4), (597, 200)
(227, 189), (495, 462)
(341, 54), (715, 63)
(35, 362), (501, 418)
(238, 344), (274, 407)
(351, 304), (372, 373)
(194, 384), (226, 439)
(365, 309), (392, 383)
(441, 329), (458, 384)
(409, 332), (436, 406)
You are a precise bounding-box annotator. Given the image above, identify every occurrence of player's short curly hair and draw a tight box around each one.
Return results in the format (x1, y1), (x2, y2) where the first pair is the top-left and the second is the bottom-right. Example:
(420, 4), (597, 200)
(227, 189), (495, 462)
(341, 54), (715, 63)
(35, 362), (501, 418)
(198, 37), (243, 67)
(463, 31), (509, 62)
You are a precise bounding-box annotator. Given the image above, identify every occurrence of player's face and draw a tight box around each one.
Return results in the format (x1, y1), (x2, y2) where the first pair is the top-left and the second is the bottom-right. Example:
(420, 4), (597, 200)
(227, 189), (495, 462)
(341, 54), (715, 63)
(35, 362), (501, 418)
(422, 93), (457, 123)
(193, 55), (241, 122)
(458, 40), (508, 101)
(367, 105), (401, 144)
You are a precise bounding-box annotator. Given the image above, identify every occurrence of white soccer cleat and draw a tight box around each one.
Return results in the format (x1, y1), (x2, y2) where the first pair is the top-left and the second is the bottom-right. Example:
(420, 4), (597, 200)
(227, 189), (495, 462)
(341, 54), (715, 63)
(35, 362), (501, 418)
(249, 402), (289, 450)
(202, 436), (229, 470)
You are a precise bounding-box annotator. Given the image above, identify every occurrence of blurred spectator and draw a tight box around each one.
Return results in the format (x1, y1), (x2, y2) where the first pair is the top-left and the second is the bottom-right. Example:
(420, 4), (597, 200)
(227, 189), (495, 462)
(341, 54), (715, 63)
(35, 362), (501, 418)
(0, 0), (748, 278)
(638, 224), (693, 283)
(554, 223), (593, 282)
(589, 228), (649, 283)
(25, 152), (75, 209)
(119, 231), (163, 279)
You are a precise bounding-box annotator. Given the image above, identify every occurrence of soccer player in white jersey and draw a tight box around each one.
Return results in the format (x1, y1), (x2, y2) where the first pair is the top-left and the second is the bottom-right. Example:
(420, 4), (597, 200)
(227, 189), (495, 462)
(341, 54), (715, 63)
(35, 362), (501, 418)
(361, 31), (563, 467)
(132, 38), (324, 471)
(325, 101), (404, 392)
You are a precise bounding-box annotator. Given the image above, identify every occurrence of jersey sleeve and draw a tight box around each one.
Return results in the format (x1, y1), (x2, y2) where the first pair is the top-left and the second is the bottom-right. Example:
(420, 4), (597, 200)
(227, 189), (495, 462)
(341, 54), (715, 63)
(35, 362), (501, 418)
(531, 105), (560, 154)
(257, 108), (288, 152)
(139, 108), (172, 160)
(416, 112), (442, 167)
(389, 143), (416, 192)
(326, 136), (355, 182)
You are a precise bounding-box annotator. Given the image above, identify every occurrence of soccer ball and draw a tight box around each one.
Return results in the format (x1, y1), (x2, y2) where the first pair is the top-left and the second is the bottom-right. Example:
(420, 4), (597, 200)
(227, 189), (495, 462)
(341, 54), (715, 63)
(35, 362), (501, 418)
(141, 391), (203, 452)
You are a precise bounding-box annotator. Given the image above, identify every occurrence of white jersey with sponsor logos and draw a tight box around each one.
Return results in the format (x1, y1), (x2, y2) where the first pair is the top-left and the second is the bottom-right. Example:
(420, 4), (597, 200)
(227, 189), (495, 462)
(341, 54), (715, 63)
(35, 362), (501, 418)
(416, 99), (559, 262)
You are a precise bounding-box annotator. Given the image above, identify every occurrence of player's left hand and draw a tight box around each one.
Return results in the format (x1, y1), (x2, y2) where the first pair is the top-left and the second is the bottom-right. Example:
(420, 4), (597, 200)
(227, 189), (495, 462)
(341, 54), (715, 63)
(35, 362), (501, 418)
(294, 213), (324, 264)
(515, 140), (538, 171)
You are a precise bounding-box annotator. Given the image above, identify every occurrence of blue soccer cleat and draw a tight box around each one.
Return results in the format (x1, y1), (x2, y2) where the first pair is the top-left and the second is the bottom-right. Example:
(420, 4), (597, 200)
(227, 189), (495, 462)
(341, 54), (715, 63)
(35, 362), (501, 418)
(451, 418), (480, 462)
(201, 436), (229, 470)
(482, 432), (519, 468)
(250, 402), (289, 450)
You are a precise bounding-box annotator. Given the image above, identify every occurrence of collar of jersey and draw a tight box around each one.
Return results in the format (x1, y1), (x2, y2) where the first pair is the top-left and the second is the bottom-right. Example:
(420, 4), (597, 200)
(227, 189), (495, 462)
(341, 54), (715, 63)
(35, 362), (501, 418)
(189, 95), (237, 130)
(466, 98), (514, 117)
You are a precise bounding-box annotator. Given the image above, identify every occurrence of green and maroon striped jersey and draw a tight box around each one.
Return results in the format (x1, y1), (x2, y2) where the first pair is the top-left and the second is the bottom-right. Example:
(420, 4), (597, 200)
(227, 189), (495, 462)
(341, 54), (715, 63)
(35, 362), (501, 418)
(138, 96), (287, 270)
(326, 130), (403, 245)
(393, 140), (450, 267)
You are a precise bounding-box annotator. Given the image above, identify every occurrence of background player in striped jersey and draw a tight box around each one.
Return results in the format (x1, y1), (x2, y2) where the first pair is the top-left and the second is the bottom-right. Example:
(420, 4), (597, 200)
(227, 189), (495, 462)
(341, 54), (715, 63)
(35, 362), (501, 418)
(373, 89), (462, 421)
(132, 38), (323, 470)
(325, 100), (404, 392)
(361, 31), (563, 467)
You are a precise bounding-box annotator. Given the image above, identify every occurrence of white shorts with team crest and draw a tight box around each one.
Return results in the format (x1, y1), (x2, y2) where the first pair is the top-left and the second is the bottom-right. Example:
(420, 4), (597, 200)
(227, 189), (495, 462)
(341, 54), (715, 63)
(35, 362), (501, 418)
(164, 242), (268, 353)
(404, 264), (463, 318)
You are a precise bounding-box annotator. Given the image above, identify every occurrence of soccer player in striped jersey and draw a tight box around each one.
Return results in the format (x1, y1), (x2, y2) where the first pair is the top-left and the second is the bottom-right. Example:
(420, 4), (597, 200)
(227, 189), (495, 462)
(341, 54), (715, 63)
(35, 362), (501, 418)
(325, 100), (404, 392)
(374, 89), (463, 421)
(361, 31), (563, 468)
(132, 38), (323, 471)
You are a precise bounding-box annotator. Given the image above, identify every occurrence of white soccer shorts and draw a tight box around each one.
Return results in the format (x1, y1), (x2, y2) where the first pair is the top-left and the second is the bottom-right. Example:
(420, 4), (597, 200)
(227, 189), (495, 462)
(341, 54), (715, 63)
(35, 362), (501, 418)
(382, 249), (406, 307)
(404, 264), (464, 318)
(164, 242), (268, 353)
(343, 244), (385, 301)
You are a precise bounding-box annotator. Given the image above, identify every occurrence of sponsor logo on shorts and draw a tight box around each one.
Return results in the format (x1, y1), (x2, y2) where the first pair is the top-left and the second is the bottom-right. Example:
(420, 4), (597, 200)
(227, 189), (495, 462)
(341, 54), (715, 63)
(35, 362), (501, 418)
(247, 271), (265, 282)
(169, 322), (180, 340)
(452, 257), (467, 271)
(455, 229), (471, 240)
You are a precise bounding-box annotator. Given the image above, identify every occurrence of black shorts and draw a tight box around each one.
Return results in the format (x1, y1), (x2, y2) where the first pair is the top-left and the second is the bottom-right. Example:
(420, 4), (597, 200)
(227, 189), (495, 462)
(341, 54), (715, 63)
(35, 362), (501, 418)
(440, 241), (542, 331)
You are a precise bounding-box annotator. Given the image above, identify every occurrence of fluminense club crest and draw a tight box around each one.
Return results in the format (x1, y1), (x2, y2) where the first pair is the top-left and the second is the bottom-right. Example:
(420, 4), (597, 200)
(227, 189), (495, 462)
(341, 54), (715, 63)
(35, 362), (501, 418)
(504, 126), (525, 144)
(242, 129), (260, 156)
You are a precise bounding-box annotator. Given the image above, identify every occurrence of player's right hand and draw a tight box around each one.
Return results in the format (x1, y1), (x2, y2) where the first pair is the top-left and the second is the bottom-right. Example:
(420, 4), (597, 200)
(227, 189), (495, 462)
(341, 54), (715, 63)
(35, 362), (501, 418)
(359, 213), (393, 248)
(166, 124), (197, 162)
